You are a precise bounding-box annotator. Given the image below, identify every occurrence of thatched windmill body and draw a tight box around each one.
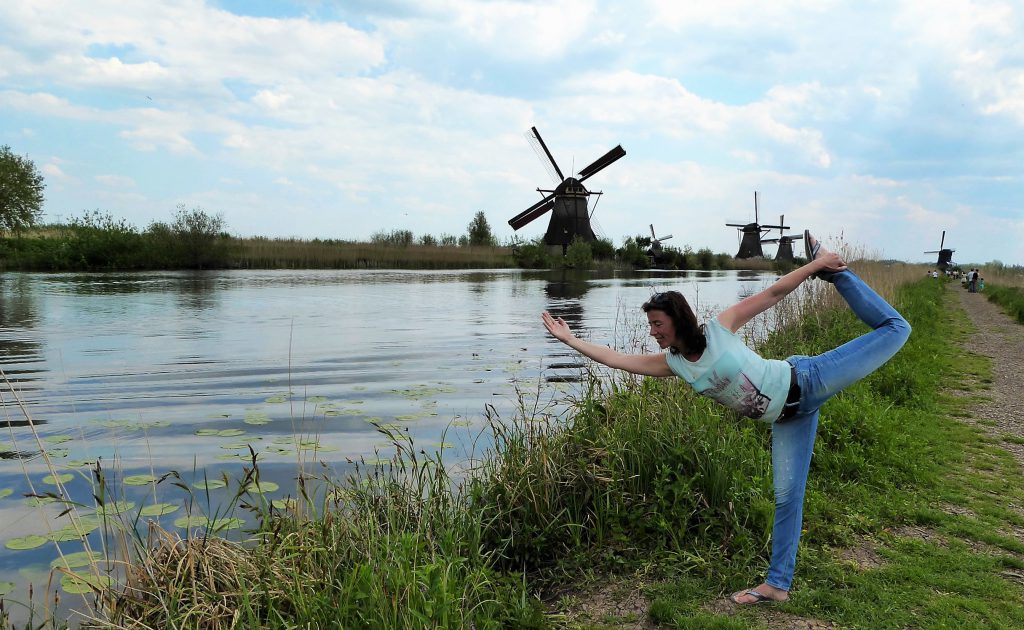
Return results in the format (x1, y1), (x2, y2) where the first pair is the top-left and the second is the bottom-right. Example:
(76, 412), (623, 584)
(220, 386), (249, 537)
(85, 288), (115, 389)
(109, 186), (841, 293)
(725, 192), (786, 259)
(647, 224), (673, 264)
(508, 127), (626, 255)
(760, 214), (804, 262)
(924, 230), (956, 270)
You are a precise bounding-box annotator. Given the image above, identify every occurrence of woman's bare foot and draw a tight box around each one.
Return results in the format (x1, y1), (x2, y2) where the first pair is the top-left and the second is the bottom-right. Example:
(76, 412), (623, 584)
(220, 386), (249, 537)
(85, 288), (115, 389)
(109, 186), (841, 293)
(730, 582), (789, 605)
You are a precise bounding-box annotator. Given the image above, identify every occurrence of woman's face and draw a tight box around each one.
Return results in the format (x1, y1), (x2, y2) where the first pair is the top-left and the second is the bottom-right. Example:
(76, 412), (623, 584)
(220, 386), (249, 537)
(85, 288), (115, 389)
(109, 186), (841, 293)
(646, 308), (677, 349)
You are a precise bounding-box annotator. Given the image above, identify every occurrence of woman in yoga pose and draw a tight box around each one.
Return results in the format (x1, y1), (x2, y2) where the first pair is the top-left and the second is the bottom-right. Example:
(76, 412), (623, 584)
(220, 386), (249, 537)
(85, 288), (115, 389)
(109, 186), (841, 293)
(541, 231), (911, 604)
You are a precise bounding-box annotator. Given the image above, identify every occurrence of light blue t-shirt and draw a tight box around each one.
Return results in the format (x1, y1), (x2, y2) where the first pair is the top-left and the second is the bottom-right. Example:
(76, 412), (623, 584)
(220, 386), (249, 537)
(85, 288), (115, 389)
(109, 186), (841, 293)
(665, 317), (791, 422)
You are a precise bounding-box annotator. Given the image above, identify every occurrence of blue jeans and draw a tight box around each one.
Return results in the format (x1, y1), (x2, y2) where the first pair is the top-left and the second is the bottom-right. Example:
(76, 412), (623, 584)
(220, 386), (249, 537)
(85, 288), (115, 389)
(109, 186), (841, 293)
(766, 269), (911, 591)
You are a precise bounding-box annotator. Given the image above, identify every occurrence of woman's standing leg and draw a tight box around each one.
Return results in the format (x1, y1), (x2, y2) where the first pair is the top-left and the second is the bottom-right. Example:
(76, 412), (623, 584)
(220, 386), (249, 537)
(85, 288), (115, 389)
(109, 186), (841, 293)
(766, 408), (820, 591)
(763, 268), (910, 595)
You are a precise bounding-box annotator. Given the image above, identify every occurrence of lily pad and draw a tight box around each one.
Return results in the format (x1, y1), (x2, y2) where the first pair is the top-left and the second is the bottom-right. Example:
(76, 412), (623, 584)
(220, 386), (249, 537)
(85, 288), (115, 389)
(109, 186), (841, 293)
(173, 516), (209, 528)
(244, 413), (271, 425)
(307, 396), (329, 403)
(60, 572), (110, 594)
(25, 496), (59, 507)
(194, 428), (222, 436)
(65, 460), (96, 468)
(0, 488), (12, 499)
(43, 473), (74, 485)
(95, 501), (135, 516)
(215, 453), (252, 461)
(264, 394), (289, 404)
(0, 582), (14, 596)
(220, 441), (258, 449)
(5, 535), (48, 550)
(51, 551), (102, 570)
(123, 475), (157, 486)
(217, 429), (246, 437)
(192, 479), (226, 490)
(244, 481), (279, 494)
(48, 529), (85, 542)
(271, 498), (296, 510)
(140, 503), (179, 517)
(43, 435), (73, 444)
(209, 517), (244, 532)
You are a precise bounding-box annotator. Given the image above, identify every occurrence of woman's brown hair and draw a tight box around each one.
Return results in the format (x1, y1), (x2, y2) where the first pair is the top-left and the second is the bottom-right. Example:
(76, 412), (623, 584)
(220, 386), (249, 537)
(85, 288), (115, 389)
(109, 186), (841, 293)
(642, 291), (707, 356)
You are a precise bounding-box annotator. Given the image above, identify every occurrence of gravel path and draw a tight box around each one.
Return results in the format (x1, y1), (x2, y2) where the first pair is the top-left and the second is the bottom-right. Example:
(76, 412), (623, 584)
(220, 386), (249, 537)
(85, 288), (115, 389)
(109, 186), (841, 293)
(956, 286), (1024, 464)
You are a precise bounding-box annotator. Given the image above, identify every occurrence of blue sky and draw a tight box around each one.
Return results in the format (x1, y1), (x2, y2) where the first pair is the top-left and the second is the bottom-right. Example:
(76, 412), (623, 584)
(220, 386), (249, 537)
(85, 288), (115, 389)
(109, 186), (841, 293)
(1, 0), (1021, 265)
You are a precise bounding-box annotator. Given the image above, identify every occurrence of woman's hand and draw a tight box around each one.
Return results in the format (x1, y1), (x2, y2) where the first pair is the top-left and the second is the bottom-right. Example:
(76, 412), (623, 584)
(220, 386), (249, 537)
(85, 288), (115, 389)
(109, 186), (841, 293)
(542, 311), (575, 344)
(815, 251), (848, 273)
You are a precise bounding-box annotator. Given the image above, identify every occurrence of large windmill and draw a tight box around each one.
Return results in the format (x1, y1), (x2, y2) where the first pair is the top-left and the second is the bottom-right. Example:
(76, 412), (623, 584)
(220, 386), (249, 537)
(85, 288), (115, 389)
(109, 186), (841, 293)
(647, 224), (674, 265)
(508, 126), (626, 255)
(725, 192), (787, 259)
(760, 214), (804, 262)
(924, 230), (956, 270)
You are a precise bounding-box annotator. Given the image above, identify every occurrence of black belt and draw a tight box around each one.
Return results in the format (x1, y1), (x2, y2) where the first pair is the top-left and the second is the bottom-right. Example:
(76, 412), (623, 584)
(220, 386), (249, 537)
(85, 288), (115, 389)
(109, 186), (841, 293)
(777, 365), (802, 423)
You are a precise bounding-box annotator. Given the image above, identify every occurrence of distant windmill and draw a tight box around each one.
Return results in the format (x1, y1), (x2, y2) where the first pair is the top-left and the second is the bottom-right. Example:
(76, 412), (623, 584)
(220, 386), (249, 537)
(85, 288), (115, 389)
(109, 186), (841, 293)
(725, 191), (786, 259)
(924, 230), (956, 270)
(508, 126), (626, 255)
(647, 223), (673, 264)
(759, 214), (804, 262)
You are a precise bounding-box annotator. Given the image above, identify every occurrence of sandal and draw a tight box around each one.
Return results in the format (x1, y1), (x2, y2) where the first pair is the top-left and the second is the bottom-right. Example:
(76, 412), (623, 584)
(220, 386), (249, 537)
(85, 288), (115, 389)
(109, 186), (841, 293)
(803, 230), (835, 282)
(730, 589), (777, 605)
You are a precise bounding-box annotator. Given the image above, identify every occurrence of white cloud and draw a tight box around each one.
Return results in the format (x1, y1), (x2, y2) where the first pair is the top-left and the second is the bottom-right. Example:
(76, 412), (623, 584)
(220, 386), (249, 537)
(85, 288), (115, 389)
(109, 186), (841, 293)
(42, 162), (66, 178)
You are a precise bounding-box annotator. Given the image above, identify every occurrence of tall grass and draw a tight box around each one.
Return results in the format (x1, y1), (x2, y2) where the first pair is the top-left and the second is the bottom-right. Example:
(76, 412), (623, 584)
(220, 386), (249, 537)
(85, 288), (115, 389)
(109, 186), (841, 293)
(229, 237), (515, 270)
(5, 256), (942, 628)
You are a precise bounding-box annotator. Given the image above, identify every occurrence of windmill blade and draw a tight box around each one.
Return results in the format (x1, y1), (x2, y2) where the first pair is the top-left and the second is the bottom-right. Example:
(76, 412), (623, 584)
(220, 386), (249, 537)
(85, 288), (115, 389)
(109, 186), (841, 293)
(659, 234), (673, 241)
(761, 238), (780, 244)
(754, 191), (759, 224)
(508, 194), (556, 230)
(527, 127), (565, 184)
(939, 230), (945, 250)
(923, 250), (940, 254)
(725, 223), (748, 228)
(650, 224), (656, 239)
(577, 145), (626, 182)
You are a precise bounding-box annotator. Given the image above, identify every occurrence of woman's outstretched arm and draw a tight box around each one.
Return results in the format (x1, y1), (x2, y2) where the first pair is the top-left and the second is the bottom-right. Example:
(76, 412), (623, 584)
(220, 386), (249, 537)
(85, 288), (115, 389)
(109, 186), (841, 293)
(717, 251), (847, 333)
(542, 311), (674, 377)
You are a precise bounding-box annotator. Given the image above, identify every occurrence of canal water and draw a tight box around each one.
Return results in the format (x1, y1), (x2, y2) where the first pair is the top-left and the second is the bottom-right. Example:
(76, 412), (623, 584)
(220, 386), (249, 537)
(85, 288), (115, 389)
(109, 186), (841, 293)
(0, 267), (775, 617)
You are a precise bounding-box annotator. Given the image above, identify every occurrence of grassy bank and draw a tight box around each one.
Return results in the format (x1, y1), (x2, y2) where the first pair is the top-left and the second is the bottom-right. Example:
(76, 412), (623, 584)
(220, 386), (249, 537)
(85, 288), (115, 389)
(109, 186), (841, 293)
(984, 284), (1024, 324)
(9, 265), (1024, 628)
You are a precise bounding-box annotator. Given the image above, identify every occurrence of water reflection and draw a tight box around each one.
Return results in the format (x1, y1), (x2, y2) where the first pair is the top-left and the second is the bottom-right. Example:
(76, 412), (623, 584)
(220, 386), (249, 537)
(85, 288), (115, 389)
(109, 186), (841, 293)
(0, 275), (46, 429)
(174, 272), (222, 312)
(542, 270), (592, 382)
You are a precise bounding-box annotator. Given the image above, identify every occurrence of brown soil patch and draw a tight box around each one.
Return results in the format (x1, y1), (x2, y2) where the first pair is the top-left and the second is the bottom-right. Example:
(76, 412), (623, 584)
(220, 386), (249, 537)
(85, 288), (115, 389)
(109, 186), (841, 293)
(547, 577), (658, 629)
(835, 543), (887, 571)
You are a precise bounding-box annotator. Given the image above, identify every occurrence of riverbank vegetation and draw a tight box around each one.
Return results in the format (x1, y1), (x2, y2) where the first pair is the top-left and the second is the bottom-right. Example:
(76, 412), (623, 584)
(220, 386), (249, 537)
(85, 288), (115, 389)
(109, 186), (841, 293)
(1, 208), (779, 273)
(10, 259), (1024, 628)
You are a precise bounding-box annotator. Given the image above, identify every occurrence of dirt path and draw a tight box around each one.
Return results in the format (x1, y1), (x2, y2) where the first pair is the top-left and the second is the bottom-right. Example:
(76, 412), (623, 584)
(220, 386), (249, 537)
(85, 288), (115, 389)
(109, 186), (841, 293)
(956, 286), (1024, 464)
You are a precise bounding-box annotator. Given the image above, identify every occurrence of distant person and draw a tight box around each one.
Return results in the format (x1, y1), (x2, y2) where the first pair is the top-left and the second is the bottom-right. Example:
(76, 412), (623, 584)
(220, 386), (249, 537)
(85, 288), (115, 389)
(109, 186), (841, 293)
(968, 269), (978, 293)
(931, 270), (939, 278)
(541, 231), (911, 606)
(979, 277), (985, 291)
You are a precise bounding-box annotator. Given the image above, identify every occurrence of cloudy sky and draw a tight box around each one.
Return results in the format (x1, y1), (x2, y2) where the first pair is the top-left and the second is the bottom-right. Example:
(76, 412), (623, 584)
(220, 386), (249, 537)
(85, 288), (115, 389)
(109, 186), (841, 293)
(1, 0), (1021, 265)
